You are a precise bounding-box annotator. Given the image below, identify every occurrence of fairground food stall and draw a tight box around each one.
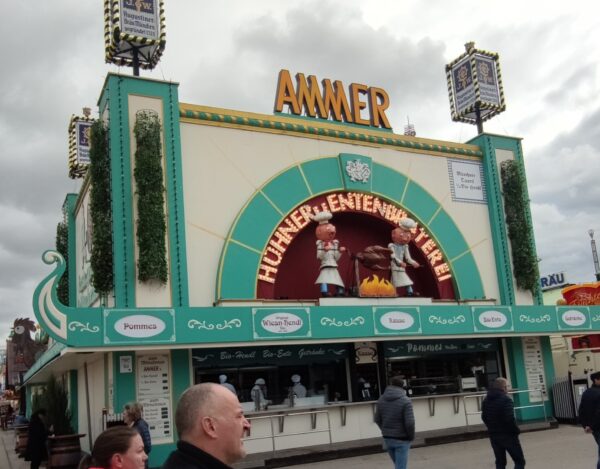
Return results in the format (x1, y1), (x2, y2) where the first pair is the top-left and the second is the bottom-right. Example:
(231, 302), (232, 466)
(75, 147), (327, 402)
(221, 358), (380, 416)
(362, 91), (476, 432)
(25, 69), (599, 465)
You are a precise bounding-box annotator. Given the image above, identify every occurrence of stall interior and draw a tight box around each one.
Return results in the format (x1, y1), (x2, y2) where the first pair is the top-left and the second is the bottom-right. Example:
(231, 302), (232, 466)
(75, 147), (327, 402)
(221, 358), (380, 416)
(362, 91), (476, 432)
(384, 338), (501, 396)
(192, 344), (350, 409)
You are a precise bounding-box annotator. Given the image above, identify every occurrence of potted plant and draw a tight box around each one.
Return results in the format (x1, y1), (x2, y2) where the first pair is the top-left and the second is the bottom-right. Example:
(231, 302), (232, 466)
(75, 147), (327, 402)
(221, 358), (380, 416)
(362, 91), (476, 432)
(40, 374), (85, 469)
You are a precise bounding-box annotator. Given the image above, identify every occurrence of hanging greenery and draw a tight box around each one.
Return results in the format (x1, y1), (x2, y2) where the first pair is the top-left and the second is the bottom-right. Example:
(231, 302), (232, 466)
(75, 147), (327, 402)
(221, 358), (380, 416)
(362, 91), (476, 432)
(39, 374), (74, 435)
(55, 221), (69, 305)
(134, 110), (168, 284)
(500, 160), (538, 293)
(89, 120), (114, 295)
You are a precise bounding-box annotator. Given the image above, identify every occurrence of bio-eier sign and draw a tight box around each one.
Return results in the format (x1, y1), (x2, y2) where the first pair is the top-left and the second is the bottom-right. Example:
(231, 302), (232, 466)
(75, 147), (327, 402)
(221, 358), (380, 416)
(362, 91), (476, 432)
(274, 69), (392, 129)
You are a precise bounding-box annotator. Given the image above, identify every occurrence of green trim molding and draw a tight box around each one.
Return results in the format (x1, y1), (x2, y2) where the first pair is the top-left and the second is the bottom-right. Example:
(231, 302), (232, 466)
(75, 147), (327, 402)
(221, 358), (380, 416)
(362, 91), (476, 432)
(98, 74), (189, 308)
(31, 261), (600, 349)
(217, 154), (483, 300)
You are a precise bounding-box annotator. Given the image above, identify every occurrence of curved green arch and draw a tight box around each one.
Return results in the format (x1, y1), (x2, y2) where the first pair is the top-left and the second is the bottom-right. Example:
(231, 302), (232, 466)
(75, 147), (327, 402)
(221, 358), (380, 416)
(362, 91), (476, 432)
(217, 155), (484, 300)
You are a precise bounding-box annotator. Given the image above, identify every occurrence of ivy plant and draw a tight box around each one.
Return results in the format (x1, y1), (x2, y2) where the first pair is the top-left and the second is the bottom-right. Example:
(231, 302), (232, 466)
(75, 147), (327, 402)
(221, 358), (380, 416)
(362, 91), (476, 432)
(134, 110), (168, 284)
(500, 159), (538, 293)
(89, 120), (114, 295)
(55, 221), (69, 305)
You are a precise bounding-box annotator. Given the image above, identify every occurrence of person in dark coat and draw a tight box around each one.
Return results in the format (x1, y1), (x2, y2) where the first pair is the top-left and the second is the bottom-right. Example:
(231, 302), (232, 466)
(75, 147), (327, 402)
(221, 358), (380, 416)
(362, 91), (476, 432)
(162, 383), (251, 469)
(578, 371), (600, 469)
(481, 377), (525, 469)
(25, 409), (49, 469)
(374, 375), (415, 469)
(124, 402), (152, 461)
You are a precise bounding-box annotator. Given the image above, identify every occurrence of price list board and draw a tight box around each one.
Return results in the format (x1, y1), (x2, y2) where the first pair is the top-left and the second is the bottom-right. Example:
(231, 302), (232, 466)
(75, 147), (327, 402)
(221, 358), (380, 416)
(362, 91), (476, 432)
(137, 354), (173, 442)
(521, 337), (547, 403)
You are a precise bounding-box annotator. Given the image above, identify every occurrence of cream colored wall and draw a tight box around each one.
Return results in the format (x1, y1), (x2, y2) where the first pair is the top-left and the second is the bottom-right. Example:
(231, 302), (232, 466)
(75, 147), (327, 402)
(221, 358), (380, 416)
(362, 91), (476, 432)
(77, 354), (105, 453)
(181, 123), (500, 306)
(127, 95), (172, 308)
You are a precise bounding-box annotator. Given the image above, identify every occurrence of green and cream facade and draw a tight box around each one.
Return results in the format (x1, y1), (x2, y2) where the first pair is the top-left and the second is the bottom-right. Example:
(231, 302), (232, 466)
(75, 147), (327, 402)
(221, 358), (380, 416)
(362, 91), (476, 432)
(28, 73), (598, 465)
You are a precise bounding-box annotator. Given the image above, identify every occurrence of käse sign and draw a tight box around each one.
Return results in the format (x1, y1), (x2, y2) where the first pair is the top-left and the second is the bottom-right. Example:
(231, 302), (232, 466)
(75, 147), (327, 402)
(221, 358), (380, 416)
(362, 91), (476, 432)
(274, 69), (392, 129)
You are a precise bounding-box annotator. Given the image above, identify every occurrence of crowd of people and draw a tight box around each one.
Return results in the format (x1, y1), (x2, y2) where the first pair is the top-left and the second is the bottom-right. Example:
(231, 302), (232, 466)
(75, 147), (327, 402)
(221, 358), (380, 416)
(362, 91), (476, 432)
(12, 371), (600, 469)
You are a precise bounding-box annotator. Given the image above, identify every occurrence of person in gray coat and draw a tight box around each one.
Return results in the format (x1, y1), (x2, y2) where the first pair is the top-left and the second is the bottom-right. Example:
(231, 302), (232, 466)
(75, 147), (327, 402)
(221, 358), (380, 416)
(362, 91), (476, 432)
(375, 376), (415, 469)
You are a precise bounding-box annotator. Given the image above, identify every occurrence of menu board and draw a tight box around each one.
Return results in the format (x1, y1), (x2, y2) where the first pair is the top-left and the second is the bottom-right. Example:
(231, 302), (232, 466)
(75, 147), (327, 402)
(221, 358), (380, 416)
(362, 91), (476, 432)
(137, 354), (172, 442)
(521, 337), (547, 403)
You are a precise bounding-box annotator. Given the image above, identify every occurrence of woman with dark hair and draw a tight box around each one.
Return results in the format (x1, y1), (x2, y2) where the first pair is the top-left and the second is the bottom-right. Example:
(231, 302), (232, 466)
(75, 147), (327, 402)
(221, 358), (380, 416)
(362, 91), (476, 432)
(25, 408), (49, 469)
(78, 426), (147, 469)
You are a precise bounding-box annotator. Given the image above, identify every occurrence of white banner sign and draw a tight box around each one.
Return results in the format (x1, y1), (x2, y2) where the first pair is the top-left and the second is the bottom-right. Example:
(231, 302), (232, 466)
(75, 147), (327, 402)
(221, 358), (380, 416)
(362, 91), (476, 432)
(522, 337), (547, 403)
(448, 160), (486, 204)
(137, 354), (172, 442)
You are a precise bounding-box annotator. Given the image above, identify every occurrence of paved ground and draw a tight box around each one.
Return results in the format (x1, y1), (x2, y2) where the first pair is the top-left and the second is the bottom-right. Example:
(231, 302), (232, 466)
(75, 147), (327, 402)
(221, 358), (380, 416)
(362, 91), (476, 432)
(282, 425), (597, 469)
(2, 424), (597, 468)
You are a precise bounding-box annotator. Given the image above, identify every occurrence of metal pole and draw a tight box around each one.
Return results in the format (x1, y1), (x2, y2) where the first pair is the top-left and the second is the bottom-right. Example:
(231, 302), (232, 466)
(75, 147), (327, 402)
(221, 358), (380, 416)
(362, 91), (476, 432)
(475, 106), (484, 134)
(84, 362), (93, 450)
(132, 47), (140, 77)
(589, 230), (600, 281)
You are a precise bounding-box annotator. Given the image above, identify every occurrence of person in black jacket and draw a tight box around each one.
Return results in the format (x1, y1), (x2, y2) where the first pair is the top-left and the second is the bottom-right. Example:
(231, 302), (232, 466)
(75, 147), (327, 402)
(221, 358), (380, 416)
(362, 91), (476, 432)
(124, 402), (152, 467)
(25, 409), (49, 469)
(162, 383), (251, 469)
(481, 377), (525, 469)
(578, 371), (600, 469)
(374, 375), (415, 469)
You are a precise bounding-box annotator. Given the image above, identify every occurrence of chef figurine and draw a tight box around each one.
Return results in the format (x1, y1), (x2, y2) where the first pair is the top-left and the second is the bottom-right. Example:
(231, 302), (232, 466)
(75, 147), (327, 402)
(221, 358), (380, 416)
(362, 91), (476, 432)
(290, 374), (307, 398)
(389, 217), (420, 296)
(251, 378), (269, 411)
(314, 211), (346, 297)
(218, 374), (237, 395)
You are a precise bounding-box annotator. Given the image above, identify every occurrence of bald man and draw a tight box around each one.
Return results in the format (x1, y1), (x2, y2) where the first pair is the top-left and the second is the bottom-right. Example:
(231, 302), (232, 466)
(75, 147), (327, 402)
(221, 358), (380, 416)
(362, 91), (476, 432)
(162, 383), (251, 469)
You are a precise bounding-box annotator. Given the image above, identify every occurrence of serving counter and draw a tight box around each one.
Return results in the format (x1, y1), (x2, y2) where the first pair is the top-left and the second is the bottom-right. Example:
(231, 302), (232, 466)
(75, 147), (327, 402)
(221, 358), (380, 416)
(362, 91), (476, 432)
(241, 391), (485, 453)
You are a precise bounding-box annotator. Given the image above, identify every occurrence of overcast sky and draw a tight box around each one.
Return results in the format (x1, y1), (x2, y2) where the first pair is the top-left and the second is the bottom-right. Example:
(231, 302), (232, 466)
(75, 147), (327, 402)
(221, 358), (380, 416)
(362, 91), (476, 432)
(1, 1), (599, 341)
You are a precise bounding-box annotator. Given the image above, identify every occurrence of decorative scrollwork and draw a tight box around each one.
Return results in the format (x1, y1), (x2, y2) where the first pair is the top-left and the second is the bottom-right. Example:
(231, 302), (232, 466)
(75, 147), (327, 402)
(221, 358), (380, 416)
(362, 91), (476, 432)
(320, 316), (365, 327)
(188, 318), (242, 331)
(68, 321), (100, 333)
(519, 314), (551, 324)
(428, 314), (466, 325)
(592, 314), (600, 323)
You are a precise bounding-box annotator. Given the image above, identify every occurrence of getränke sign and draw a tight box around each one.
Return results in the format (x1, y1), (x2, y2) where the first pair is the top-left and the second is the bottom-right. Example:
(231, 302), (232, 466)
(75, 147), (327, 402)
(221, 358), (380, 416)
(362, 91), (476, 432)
(274, 69), (392, 129)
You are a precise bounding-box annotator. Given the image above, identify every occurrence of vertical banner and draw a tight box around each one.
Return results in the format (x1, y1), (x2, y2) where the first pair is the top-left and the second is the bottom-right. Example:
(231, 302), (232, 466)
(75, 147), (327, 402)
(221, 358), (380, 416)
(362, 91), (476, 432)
(136, 354), (173, 443)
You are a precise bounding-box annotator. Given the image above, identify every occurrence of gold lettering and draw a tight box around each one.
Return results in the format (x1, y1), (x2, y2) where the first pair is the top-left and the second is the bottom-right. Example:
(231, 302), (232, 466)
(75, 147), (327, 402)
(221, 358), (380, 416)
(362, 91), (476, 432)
(299, 205), (314, 224)
(279, 217), (300, 237)
(258, 264), (277, 283)
(427, 249), (443, 265)
(326, 194), (342, 212)
(274, 69), (300, 114)
(434, 263), (451, 277)
(322, 79), (353, 122)
(363, 194), (373, 212)
(350, 83), (369, 126)
(269, 239), (286, 253)
(373, 198), (385, 217)
(369, 87), (391, 129)
(296, 73), (327, 118)
(352, 192), (362, 211)
(289, 211), (309, 230)
(420, 239), (437, 255)
(338, 193), (355, 211)
(414, 228), (429, 243)
(262, 247), (284, 267)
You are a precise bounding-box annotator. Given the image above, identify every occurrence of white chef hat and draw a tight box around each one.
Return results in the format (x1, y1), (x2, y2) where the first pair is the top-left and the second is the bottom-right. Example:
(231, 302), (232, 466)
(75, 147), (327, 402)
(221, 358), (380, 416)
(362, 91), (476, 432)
(291, 374), (301, 383)
(313, 211), (333, 224)
(219, 374), (227, 384)
(255, 378), (266, 385)
(398, 217), (416, 231)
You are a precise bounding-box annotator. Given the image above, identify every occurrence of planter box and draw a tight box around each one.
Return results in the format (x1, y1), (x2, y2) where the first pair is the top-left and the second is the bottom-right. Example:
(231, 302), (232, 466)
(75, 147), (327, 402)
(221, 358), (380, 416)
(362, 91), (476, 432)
(47, 434), (86, 469)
